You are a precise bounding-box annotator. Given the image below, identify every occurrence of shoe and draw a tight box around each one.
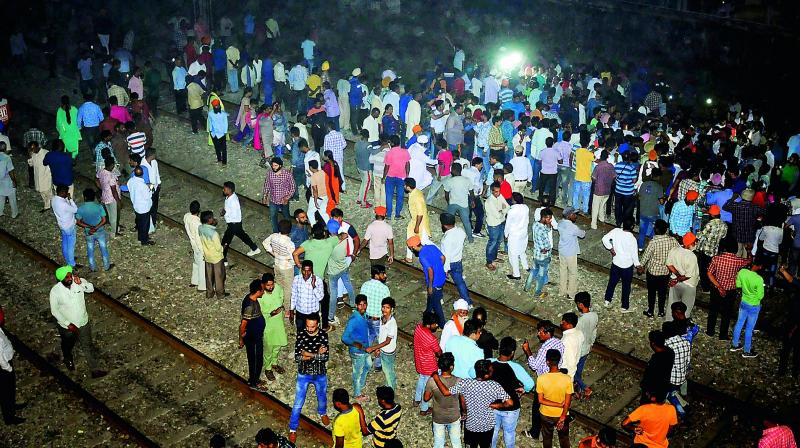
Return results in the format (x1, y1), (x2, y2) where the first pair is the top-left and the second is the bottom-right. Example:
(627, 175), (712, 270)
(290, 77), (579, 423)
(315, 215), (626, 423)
(643, 311), (654, 318)
(263, 370), (276, 381)
(332, 316), (341, 326)
(224, 261), (229, 267)
(91, 370), (108, 379)
(730, 345), (743, 352)
(472, 232), (486, 238)
(658, 311), (666, 318)
(507, 275), (521, 280)
(706, 331), (715, 337)
(583, 387), (593, 399)
(249, 381), (269, 391)
(65, 360), (75, 371)
(742, 351), (758, 358)
(604, 300), (611, 308)
(486, 263), (496, 271)
(620, 308), (633, 314)
(247, 248), (262, 257)
(105, 264), (115, 272)
(272, 365), (286, 375)
(419, 409), (432, 416)
(142, 240), (155, 246)
(4, 417), (25, 425)
(222, 293), (231, 298)
(337, 300), (345, 309)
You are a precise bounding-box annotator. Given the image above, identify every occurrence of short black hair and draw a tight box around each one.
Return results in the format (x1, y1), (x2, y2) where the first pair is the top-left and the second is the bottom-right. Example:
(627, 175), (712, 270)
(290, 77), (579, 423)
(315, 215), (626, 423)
(381, 297), (395, 308)
(537, 320), (556, 336)
(82, 188), (96, 201)
(371, 265), (386, 278)
(562, 312), (578, 327)
(422, 311), (438, 326)
(355, 294), (368, 305)
(305, 312), (320, 323)
(189, 200), (201, 214)
(301, 259), (314, 270)
(223, 181), (235, 192)
(331, 208), (344, 218)
(278, 219), (292, 234)
(499, 336), (517, 356)
(200, 210), (214, 224)
(308, 159), (319, 170)
(261, 272), (275, 283)
(463, 318), (482, 337)
(332, 388), (350, 404)
(648, 330), (665, 347)
(671, 301), (687, 313)
(546, 348), (562, 364)
(376, 385), (395, 404)
(270, 157), (283, 166)
(249, 280), (262, 294)
(574, 291), (591, 308)
(437, 352), (455, 371)
(598, 427), (617, 446)
(404, 177), (416, 188)
(654, 219), (669, 235)
(474, 359), (492, 378)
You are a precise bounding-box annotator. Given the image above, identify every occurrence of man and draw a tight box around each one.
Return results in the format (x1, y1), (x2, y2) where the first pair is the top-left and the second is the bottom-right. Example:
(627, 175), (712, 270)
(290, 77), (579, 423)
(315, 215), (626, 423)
(663, 321), (691, 405)
(572, 133), (594, 213)
(77, 93), (103, 149)
(505, 193), (530, 280)
(560, 313), (584, 380)
(577, 428), (616, 448)
(574, 292), (598, 399)
(488, 337), (534, 448)
(724, 189), (765, 258)
(439, 298), (470, 352)
(640, 220), (679, 318)
(355, 129), (374, 207)
(27, 141), (52, 210)
(537, 350), (573, 448)
(258, 273), (288, 381)
(142, 149), (161, 231)
(199, 211), (227, 299)
(508, 145), (532, 194)
(444, 318), (485, 379)
(49, 266), (107, 378)
(293, 224), (338, 329)
(384, 136), (410, 219)
(622, 387), (678, 448)
(538, 138), (560, 202)
(731, 262), (765, 358)
(640, 330), (674, 398)
(0, 306), (24, 425)
(43, 140), (74, 196)
(556, 207), (585, 299)
(126, 165), (154, 246)
(414, 311), (442, 414)
(757, 420), (797, 448)
(601, 218), (642, 312)
(360, 207), (394, 266)
(240, 280), (267, 390)
(522, 320), (564, 440)
(125, 121), (147, 158)
(323, 122), (347, 189)
(363, 108), (381, 147)
(187, 73), (206, 134)
(665, 232), (700, 320)
(184, 201), (206, 292)
(695, 205), (728, 291)
(485, 182), (509, 271)
(254, 427), (295, 447)
(613, 150), (639, 226)
(440, 213), (470, 304)
(208, 99), (229, 164)
(431, 359), (513, 448)
(443, 164), (475, 242)
(172, 58), (189, 114)
(527, 208), (553, 298)
(342, 295), (372, 401)
(0, 142), (17, 219)
(262, 219), (296, 306)
(327, 222), (357, 322)
(589, 151), (615, 227)
(707, 239), (752, 339)
(554, 133), (574, 206)
(221, 181), (261, 262)
(307, 160), (329, 226)
(638, 170), (665, 249)
(669, 191), (697, 238)
(289, 260), (325, 332)
(360, 264), (391, 369)
(399, 178), (429, 262)
(52, 185), (79, 266)
(75, 189), (112, 272)
(288, 312), (330, 444)
(331, 388), (364, 448)
(364, 386), (403, 448)
(225, 43), (240, 93)
(262, 157), (296, 231)
(407, 236), (447, 327)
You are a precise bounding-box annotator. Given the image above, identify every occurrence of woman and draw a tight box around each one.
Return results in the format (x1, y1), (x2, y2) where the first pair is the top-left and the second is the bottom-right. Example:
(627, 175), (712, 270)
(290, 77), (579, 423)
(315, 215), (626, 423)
(271, 101), (289, 157)
(381, 104), (400, 137)
(322, 150), (343, 216)
(56, 95), (81, 159)
(253, 104), (274, 162)
(234, 88), (254, 146)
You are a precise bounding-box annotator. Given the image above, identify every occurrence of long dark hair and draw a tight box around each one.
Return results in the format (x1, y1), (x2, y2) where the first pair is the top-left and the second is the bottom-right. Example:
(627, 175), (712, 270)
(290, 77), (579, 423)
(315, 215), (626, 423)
(60, 95), (71, 124)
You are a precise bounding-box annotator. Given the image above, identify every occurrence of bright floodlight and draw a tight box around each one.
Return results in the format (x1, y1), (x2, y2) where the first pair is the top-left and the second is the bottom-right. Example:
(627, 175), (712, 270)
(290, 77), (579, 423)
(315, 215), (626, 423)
(499, 52), (523, 72)
(705, 97), (713, 105)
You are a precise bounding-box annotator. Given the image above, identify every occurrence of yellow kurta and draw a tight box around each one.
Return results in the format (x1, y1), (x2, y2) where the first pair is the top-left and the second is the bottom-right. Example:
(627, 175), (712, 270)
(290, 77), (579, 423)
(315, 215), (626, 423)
(406, 188), (430, 237)
(404, 99), (421, 139)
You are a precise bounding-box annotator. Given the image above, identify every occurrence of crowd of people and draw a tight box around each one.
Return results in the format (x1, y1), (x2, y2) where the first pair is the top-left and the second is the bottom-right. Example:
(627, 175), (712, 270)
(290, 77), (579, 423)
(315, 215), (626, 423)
(1, 7), (800, 448)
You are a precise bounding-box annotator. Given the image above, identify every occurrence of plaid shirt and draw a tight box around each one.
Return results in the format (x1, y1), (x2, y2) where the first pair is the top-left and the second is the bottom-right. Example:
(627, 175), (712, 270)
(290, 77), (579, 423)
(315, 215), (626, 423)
(23, 128), (48, 149)
(759, 426), (797, 448)
(669, 201), (695, 236)
(677, 178), (699, 202)
(528, 337), (564, 375)
(695, 218), (728, 257)
(323, 130), (347, 163)
(724, 199), (765, 243)
(262, 168), (296, 205)
(708, 252), (751, 292)
(532, 222), (552, 261)
(665, 335), (691, 386)
(488, 126), (504, 148)
(360, 279), (390, 318)
(644, 91), (662, 113)
(641, 235), (679, 276)
(290, 274), (324, 314)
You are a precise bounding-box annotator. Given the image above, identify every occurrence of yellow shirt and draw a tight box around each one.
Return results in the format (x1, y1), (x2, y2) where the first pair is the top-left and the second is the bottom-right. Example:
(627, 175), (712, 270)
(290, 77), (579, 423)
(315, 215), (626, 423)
(332, 409), (362, 448)
(407, 189), (430, 236)
(574, 148), (594, 182)
(536, 371), (573, 418)
(307, 74), (322, 98)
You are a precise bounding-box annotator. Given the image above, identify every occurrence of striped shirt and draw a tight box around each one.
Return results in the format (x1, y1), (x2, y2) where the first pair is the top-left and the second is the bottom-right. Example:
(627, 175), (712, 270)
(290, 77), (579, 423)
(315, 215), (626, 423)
(614, 162), (639, 195)
(413, 324), (442, 375)
(127, 131), (147, 156)
(367, 405), (402, 447)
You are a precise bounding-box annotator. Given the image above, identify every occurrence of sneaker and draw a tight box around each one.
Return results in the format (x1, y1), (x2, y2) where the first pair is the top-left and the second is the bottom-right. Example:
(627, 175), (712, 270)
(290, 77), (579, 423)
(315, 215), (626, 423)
(742, 351), (758, 358)
(247, 248), (262, 257)
(507, 275), (521, 280)
(730, 345), (743, 352)
(332, 316), (341, 326)
(604, 300), (612, 308)
(657, 311), (666, 318)
(620, 308), (634, 314)
(643, 310), (654, 318)
(472, 232), (486, 239)
(337, 300), (345, 309)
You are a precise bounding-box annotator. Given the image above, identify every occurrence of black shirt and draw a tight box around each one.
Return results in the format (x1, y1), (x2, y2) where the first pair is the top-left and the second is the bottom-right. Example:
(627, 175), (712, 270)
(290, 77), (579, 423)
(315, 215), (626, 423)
(490, 361), (522, 410)
(241, 295), (266, 340)
(641, 348), (675, 394)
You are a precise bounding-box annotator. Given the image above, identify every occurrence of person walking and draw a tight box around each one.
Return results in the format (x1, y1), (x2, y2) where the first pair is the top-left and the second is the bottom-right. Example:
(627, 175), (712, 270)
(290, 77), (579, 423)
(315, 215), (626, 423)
(694, 205), (728, 291)
(360, 207), (395, 266)
(0, 142), (17, 219)
(56, 96), (81, 159)
(288, 312), (330, 444)
(262, 219), (296, 307)
(199, 211), (228, 299)
(0, 306), (25, 424)
(208, 99), (230, 164)
(637, 171), (665, 249)
(52, 185), (79, 266)
(184, 200), (206, 292)
(258, 273), (288, 381)
(172, 58), (188, 114)
(639, 220), (679, 318)
(262, 157), (296, 232)
(75, 189), (112, 272)
(307, 160), (330, 226)
(556, 207), (585, 299)
(49, 266), (106, 378)
(484, 182), (509, 271)
(573, 292), (598, 399)
(730, 262), (765, 358)
(404, 178), (430, 262)
(407, 236), (447, 328)
(443, 163), (475, 242)
(505, 193), (530, 280)
(127, 166), (154, 246)
(440, 213), (471, 304)
(706, 238), (751, 339)
(240, 280), (267, 390)
(383, 136), (410, 220)
(221, 181), (261, 262)
(601, 218), (642, 312)
(665, 232), (700, 320)
(96, 158), (120, 236)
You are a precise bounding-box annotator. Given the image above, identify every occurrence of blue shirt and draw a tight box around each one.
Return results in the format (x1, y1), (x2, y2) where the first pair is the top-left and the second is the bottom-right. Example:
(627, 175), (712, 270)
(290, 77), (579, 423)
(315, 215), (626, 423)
(290, 224), (309, 248)
(172, 66), (188, 90)
(243, 14), (255, 34)
(341, 311), (370, 354)
(705, 189), (733, 223)
(212, 48), (227, 71)
(399, 94), (412, 123)
(488, 358), (535, 392)
(444, 335), (483, 378)
(556, 219), (586, 257)
(348, 77), (362, 107)
(419, 245), (446, 288)
(77, 102), (103, 128)
(669, 201), (695, 236)
(262, 58), (274, 83)
(77, 58), (93, 80)
(208, 111), (229, 138)
(614, 162), (639, 195)
(501, 101), (525, 120)
(42, 151), (74, 186)
(75, 202), (107, 235)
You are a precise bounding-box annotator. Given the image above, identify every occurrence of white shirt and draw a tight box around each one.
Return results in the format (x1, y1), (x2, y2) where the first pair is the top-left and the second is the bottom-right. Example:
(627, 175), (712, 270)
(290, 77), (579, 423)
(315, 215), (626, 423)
(439, 318), (465, 352)
(127, 175), (153, 214)
(470, 77), (483, 99)
(273, 62), (286, 83)
(576, 311), (598, 357)
(188, 60), (206, 76)
(379, 316), (398, 353)
(601, 227), (641, 268)
(409, 157), (433, 190)
(441, 226), (466, 271)
(483, 76), (499, 104)
(52, 196), (78, 230)
(504, 204), (530, 238)
(141, 159), (161, 186)
(49, 279), (95, 329)
(262, 232), (296, 270)
(369, 148), (388, 178)
(303, 150), (321, 185)
(183, 213), (202, 248)
(362, 115), (380, 142)
(561, 327), (585, 378)
(533, 206), (558, 246)
(463, 166), (482, 195)
(224, 193), (242, 223)
(383, 91), (400, 119)
(510, 156), (533, 181)
(0, 328), (13, 372)
(453, 49), (465, 71)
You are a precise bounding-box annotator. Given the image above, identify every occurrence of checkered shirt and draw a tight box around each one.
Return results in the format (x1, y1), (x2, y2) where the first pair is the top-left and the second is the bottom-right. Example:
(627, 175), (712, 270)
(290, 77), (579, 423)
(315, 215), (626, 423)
(724, 199), (765, 243)
(708, 252), (751, 293)
(23, 128), (48, 149)
(669, 201), (695, 236)
(677, 178), (699, 202)
(360, 279), (390, 318)
(759, 425), (797, 448)
(533, 222), (552, 261)
(695, 218), (728, 257)
(323, 130), (347, 163)
(528, 337), (564, 375)
(290, 274), (324, 315)
(448, 379), (510, 432)
(641, 235), (679, 276)
(665, 335), (691, 386)
(262, 168), (296, 205)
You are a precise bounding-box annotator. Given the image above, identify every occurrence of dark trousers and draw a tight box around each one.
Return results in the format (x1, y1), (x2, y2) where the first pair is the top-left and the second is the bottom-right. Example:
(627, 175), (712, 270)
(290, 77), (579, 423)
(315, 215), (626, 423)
(779, 328), (800, 376)
(349, 105), (361, 133)
(149, 186), (161, 230)
(221, 221), (257, 260)
(174, 89), (188, 114)
(82, 126), (99, 149)
(529, 391), (542, 437)
(541, 415), (570, 448)
(697, 252), (712, 291)
(212, 136), (227, 164)
(426, 287), (445, 328)
(320, 280), (331, 328)
(145, 95), (159, 117)
(707, 289), (736, 339)
(538, 173), (558, 202)
(614, 193), (636, 226)
(646, 273), (670, 314)
(605, 264), (633, 309)
(0, 364), (17, 423)
(205, 260), (226, 298)
(464, 429), (493, 448)
(57, 322), (98, 370)
(470, 197), (484, 234)
(189, 107), (203, 133)
(244, 335), (264, 386)
(134, 211), (150, 244)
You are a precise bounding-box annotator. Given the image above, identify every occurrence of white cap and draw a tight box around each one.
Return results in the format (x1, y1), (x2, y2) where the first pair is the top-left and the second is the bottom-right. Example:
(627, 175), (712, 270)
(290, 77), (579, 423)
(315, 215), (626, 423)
(417, 135), (429, 144)
(453, 299), (470, 311)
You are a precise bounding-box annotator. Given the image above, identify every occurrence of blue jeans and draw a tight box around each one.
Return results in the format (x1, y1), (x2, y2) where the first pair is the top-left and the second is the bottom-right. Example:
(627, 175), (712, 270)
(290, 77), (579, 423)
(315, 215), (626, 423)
(447, 204), (473, 242)
(529, 158), (542, 193)
(289, 374), (328, 431)
(426, 287), (445, 328)
(350, 352), (373, 397)
(367, 318), (381, 368)
(329, 270), (355, 321)
(415, 374), (431, 411)
(433, 420), (463, 448)
(269, 202), (291, 233)
(380, 351), (397, 391)
(292, 166), (305, 200)
(227, 68), (239, 92)
(732, 302), (761, 353)
(385, 176), (405, 218)
(61, 226), (77, 266)
(638, 215), (657, 249)
(572, 180), (591, 213)
(491, 408), (521, 448)
(85, 228), (110, 271)
(525, 257), (551, 294)
(486, 224), (504, 264)
(448, 261), (471, 304)
(574, 354), (589, 392)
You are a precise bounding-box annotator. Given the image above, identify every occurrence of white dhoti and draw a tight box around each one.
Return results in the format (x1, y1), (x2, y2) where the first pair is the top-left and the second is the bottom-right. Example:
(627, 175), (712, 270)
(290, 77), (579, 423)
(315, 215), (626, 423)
(507, 233), (529, 277)
(307, 195), (330, 226)
(191, 244), (206, 291)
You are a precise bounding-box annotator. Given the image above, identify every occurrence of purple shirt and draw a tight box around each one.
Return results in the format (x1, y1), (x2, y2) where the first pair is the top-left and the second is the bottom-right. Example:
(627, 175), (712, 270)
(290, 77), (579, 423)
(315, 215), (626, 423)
(540, 147), (561, 175)
(553, 141), (572, 168)
(592, 160), (617, 196)
(324, 89), (340, 117)
(527, 337), (565, 375)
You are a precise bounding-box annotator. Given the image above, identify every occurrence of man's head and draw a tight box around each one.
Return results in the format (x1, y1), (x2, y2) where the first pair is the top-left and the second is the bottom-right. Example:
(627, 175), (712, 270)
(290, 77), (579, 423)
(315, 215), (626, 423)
(55, 265), (73, 287)
(574, 291), (591, 312)
(648, 329), (666, 351)
(406, 235), (422, 255)
(332, 388), (351, 411)
(498, 336), (516, 359)
(536, 320), (556, 342)
(270, 157), (283, 172)
(545, 348), (562, 368)
(539, 208), (553, 226)
(596, 427), (617, 448)
(685, 190), (699, 205)
(376, 385), (395, 409)
(512, 192), (525, 205)
(300, 260), (314, 280)
(82, 188), (97, 202)
(308, 159), (319, 172)
(381, 297), (395, 318)
(463, 318), (482, 341)
(249, 279), (264, 298)
(294, 209), (309, 225)
(682, 232), (696, 249)
(440, 212), (456, 232)
(654, 219), (668, 236)
(253, 428), (281, 448)
(561, 312), (578, 331)
(304, 312), (320, 334)
(261, 273), (275, 293)
(371, 264), (387, 282)
(354, 294), (368, 314)
(223, 181), (235, 197)
(55, 184), (70, 198)
(622, 217), (635, 232)
(670, 301), (688, 322)
(371, 108), (380, 118)
(437, 352), (455, 373)
(422, 311), (439, 332)
(200, 210), (216, 225)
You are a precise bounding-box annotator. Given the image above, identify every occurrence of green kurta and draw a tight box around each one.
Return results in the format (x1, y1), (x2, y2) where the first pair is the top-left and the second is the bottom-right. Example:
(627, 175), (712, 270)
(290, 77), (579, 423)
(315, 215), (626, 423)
(56, 106), (82, 158)
(258, 285), (288, 347)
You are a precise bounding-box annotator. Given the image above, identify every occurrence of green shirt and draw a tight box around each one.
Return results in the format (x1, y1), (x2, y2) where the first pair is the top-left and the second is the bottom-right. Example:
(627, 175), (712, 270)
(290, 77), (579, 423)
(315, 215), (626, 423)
(736, 268), (765, 306)
(301, 237), (339, 277)
(75, 202), (107, 235)
(257, 285), (287, 347)
(327, 238), (352, 277)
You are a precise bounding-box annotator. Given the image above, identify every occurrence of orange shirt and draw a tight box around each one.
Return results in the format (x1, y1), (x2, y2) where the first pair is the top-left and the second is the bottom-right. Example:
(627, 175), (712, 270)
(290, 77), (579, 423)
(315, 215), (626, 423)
(628, 403), (678, 448)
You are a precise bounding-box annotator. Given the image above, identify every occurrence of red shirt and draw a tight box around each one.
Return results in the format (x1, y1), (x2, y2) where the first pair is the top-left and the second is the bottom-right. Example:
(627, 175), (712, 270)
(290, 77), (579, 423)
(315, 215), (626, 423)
(413, 324), (441, 375)
(453, 77), (465, 96)
(500, 180), (512, 200)
(184, 43), (197, 65)
(759, 426), (797, 448)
